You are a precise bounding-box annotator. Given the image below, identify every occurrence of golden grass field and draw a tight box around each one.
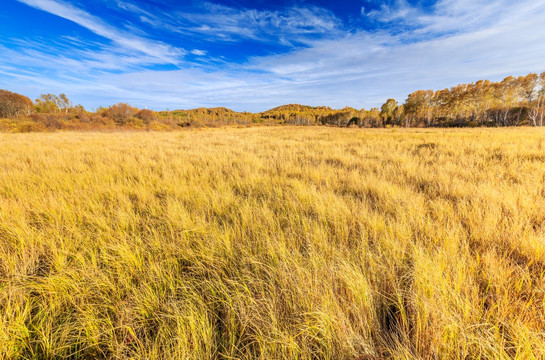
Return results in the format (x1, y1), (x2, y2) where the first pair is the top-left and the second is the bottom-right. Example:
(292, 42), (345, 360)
(1, 127), (544, 359)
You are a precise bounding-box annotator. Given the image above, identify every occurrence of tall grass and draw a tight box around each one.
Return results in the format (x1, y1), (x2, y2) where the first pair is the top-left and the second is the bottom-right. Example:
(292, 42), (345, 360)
(0, 127), (544, 359)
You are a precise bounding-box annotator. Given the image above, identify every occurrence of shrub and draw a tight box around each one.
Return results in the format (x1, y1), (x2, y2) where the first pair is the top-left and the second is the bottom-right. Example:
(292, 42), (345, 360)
(13, 119), (48, 132)
(102, 103), (139, 125)
(147, 121), (172, 131)
(135, 109), (158, 124)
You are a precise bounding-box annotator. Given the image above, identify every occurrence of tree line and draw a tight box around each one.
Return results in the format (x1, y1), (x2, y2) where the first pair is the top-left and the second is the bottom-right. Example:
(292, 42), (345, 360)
(1, 71), (544, 132)
(382, 72), (545, 127)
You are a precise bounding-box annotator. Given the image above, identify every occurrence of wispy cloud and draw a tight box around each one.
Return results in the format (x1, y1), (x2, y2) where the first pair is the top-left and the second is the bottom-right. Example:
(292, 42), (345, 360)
(363, 0), (418, 23)
(363, 0), (545, 38)
(105, 0), (545, 111)
(133, 2), (342, 44)
(16, 0), (185, 64)
(3, 0), (545, 112)
(191, 49), (207, 56)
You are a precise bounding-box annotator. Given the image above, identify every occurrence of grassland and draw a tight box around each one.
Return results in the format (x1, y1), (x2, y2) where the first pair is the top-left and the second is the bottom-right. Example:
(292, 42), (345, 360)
(0, 127), (544, 359)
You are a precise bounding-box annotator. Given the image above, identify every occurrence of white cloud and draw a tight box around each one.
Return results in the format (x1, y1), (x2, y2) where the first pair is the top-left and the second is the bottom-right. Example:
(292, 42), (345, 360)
(364, 0), (417, 23)
(137, 2), (342, 44)
(16, 0), (185, 64)
(106, 0), (545, 111)
(191, 49), (207, 56)
(3, 0), (545, 112)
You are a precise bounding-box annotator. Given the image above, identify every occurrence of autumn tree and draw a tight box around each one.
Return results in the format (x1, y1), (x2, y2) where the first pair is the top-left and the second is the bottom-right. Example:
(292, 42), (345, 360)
(404, 90), (434, 126)
(361, 108), (381, 127)
(35, 94), (60, 113)
(393, 104), (405, 126)
(449, 84), (471, 122)
(0, 90), (33, 118)
(73, 104), (86, 115)
(59, 93), (72, 113)
(380, 98), (398, 125)
(467, 80), (492, 125)
(521, 72), (545, 126)
(103, 103), (139, 125)
(432, 89), (452, 124)
(491, 76), (521, 126)
(536, 72), (545, 126)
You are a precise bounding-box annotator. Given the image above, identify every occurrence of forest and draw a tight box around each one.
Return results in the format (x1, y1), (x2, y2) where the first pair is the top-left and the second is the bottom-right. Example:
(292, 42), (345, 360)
(1, 71), (544, 132)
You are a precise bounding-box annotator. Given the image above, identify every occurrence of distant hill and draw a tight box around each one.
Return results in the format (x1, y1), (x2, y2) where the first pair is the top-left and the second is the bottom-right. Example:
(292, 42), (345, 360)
(259, 104), (366, 126)
(158, 103), (364, 126)
(261, 104), (329, 113)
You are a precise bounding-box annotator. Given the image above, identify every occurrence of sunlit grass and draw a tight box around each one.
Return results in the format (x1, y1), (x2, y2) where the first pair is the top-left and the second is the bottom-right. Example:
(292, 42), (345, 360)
(1, 127), (544, 359)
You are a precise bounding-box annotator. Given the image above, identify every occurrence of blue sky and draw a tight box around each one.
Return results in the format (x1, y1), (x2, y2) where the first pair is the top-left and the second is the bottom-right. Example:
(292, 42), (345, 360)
(1, 0), (545, 111)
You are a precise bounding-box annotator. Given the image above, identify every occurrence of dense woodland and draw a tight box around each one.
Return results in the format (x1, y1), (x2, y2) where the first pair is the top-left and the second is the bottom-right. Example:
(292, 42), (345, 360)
(1, 71), (544, 132)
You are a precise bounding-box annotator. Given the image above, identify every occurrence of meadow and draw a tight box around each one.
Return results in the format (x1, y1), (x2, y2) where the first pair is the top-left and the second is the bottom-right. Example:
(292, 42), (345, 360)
(0, 127), (544, 359)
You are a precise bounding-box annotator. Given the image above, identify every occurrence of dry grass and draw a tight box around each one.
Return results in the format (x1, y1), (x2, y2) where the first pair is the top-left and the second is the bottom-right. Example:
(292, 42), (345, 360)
(1, 127), (544, 359)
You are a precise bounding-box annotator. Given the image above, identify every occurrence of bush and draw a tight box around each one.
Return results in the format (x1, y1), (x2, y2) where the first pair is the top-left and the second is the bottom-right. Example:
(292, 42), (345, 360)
(13, 119), (48, 133)
(30, 114), (64, 129)
(102, 103), (139, 125)
(125, 117), (146, 128)
(148, 121), (172, 131)
(135, 109), (158, 124)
